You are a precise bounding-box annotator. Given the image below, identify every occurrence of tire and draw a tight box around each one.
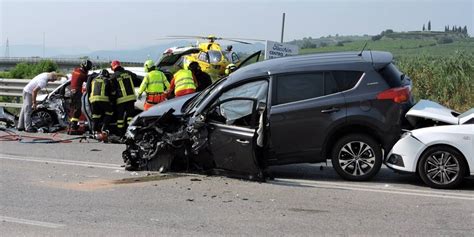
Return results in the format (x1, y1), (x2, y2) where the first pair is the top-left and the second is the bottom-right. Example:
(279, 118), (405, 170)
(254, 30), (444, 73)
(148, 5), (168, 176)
(31, 110), (56, 128)
(417, 146), (466, 189)
(331, 134), (382, 181)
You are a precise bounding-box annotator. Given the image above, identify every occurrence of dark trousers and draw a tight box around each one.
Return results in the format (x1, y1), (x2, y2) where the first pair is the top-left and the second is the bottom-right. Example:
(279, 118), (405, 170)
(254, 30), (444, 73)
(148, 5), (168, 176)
(91, 101), (113, 132)
(70, 92), (82, 126)
(115, 101), (135, 136)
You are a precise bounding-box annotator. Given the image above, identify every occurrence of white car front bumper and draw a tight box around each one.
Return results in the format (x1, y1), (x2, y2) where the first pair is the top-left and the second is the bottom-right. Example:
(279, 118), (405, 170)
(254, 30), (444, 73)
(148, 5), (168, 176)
(386, 134), (426, 173)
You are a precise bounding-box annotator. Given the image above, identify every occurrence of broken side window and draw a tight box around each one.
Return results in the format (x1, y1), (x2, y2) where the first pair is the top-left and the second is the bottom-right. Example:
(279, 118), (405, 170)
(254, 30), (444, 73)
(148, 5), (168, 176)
(217, 80), (268, 126)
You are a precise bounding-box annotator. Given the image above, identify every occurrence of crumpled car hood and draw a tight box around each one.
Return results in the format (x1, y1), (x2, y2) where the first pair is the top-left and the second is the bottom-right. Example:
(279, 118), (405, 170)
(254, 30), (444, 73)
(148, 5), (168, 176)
(406, 100), (473, 126)
(138, 93), (196, 118)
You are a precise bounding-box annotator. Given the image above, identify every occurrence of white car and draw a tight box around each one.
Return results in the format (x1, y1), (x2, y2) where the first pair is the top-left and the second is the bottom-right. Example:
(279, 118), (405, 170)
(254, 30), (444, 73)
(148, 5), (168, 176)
(386, 100), (474, 188)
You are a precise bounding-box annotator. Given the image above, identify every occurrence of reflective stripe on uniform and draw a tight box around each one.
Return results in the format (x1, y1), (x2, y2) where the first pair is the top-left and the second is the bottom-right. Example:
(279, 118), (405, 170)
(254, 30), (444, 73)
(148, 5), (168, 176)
(174, 69), (196, 94)
(116, 73), (136, 104)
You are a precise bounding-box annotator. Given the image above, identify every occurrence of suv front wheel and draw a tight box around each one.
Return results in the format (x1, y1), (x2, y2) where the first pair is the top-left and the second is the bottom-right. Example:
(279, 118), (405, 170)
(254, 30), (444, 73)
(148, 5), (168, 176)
(331, 134), (382, 181)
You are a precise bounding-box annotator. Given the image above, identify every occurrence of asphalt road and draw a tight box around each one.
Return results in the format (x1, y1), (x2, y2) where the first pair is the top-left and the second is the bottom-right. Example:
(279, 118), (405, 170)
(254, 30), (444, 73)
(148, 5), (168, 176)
(1, 132), (473, 236)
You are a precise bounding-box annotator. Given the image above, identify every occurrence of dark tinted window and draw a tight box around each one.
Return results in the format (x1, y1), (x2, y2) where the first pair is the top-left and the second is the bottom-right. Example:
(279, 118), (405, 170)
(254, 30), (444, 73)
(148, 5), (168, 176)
(324, 72), (339, 94)
(332, 71), (363, 91)
(378, 63), (404, 87)
(274, 73), (324, 105)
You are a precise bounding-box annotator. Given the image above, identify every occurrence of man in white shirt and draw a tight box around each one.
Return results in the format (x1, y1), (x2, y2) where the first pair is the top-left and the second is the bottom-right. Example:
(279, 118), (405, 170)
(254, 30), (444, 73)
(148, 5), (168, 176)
(17, 72), (62, 132)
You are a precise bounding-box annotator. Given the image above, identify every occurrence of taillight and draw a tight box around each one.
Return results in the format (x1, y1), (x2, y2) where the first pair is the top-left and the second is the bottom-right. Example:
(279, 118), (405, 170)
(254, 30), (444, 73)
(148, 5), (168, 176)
(377, 86), (410, 103)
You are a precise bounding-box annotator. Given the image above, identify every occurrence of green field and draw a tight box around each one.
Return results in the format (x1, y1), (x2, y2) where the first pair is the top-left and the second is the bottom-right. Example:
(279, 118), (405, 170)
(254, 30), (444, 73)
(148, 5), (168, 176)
(298, 37), (474, 111)
(300, 38), (474, 58)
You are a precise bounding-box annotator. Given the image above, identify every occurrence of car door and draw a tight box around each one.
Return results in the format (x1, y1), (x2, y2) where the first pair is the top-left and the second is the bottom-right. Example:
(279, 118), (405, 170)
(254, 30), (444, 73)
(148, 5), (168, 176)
(236, 51), (262, 70)
(207, 98), (260, 176)
(205, 80), (269, 177)
(267, 72), (346, 164)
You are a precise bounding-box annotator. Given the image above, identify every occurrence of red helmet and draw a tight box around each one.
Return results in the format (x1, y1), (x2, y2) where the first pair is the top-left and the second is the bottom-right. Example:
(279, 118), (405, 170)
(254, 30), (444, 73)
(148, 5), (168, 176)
(111, 60), (121, 70)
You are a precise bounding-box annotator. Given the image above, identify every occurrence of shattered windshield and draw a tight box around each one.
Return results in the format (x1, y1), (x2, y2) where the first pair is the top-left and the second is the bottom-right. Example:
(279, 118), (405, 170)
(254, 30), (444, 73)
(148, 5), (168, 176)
(183, 77), (227, 114)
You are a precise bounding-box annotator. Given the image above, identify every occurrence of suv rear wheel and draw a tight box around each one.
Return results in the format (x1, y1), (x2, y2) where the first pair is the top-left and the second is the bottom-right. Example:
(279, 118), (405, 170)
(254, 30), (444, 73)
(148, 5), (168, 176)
(331, 134), (382, 181)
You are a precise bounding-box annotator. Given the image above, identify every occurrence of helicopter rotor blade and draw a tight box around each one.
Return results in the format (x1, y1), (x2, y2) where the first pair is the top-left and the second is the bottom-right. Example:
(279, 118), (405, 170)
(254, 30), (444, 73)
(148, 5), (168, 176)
(167, 35), (209, 40)
(221, 37), (266, 42)
(224, 39), (252, 44)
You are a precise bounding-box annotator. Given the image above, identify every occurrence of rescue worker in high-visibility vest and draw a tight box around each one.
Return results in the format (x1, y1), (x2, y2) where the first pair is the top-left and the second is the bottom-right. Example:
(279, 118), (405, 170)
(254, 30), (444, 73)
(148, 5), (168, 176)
(87, 69), (113, 140)
(167, 67), (198, 98)
(137, 60), (170, 111)
(69, 60), (92, 132)
(109, 60), (137, 136)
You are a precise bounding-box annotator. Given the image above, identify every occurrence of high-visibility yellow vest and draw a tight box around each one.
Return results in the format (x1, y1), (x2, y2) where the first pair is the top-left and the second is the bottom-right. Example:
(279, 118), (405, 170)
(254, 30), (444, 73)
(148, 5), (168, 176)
(139, 70), (169, 95)
(89, 76), (110, 103)
(116, 72), (136, 104)
(174, 69), (196, 94)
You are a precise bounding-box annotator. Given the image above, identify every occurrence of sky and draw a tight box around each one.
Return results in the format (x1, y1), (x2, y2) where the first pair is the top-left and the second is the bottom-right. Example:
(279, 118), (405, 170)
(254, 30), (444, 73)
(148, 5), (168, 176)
(1, 0), (473, 52)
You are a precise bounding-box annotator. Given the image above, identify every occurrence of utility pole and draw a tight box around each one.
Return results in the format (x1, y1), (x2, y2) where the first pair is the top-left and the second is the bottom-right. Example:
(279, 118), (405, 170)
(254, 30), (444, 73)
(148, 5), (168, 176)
(4, 38), (10, 58)
(42, 32), (45, 58)
(280, 13), (286, 43)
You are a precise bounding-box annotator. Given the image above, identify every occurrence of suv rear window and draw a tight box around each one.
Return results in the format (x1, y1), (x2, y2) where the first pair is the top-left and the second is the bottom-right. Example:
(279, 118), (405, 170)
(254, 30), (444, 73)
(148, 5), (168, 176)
(332, 71), (363, 91)
(378, 63), (404, 87)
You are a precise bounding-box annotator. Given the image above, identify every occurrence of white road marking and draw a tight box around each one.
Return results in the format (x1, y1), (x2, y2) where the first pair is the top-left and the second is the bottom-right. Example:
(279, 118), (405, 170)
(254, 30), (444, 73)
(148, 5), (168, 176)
(272, 178), (474, 201)
(0, 154), (121, 170)
(0, 216), (65, 228)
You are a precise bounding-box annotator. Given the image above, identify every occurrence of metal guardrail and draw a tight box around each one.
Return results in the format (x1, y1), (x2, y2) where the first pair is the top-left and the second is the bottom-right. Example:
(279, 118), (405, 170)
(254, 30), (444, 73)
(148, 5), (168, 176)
(0, 57), (143, 66)
(0, 78), (63, 108)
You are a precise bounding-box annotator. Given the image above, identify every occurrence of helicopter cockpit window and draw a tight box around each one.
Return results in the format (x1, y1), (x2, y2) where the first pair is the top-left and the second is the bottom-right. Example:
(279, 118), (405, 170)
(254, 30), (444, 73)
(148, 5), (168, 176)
(198, 52), (209, 63)
(208, 50), (222, 64)
(231, 52), (239, 63)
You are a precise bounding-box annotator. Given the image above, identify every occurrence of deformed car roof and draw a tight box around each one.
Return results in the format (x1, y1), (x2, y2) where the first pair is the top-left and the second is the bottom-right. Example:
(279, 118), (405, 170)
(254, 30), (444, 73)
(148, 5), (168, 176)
(226, 51), (393, 85)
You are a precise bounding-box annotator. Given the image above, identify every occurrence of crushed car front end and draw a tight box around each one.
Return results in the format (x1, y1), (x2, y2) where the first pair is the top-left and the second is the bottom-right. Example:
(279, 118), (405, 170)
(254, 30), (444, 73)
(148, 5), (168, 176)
(122, 93), (206, 171)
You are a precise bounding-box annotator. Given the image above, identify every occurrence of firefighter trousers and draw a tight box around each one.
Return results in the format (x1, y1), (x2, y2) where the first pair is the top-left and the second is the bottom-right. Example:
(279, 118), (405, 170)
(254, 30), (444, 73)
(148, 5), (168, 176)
(91, 101), (113, 132)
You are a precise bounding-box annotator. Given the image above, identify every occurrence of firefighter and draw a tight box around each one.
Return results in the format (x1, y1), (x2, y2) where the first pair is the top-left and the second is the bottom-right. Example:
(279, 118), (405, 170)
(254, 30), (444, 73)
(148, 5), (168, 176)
(167, 66), (198, 98)
(109, 60), (137, 136)
(188, 61), (211, 92)
(137, 60), (170, 111)
(87, 69), (113, 141)
(69, 60), (92, 134)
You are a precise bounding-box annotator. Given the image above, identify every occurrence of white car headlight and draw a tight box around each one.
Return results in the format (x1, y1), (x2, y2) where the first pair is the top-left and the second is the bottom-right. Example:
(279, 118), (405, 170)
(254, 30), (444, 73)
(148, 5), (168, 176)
(401, 131), (412, 139)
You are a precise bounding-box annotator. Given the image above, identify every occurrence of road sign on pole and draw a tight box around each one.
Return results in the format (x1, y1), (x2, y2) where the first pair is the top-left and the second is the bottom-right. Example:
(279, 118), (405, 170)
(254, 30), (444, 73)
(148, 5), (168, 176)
(264, 40), (299, 60)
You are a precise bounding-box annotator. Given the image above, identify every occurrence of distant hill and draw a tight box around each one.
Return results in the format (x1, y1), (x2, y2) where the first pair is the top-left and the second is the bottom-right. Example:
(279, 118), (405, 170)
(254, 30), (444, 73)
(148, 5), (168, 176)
(3, 41), (265, 62)
(294, 31), (474, 58)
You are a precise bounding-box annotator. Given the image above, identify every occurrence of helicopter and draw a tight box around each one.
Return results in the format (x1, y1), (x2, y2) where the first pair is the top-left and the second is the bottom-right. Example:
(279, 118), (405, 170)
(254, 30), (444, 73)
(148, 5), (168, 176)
(157, 35), (264, 80)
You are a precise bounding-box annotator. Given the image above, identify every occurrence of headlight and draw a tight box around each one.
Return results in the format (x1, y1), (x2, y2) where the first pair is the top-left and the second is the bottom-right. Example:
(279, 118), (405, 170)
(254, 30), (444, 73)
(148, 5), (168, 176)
(125, 126), (137, 139)
(401, 131), (412, 139)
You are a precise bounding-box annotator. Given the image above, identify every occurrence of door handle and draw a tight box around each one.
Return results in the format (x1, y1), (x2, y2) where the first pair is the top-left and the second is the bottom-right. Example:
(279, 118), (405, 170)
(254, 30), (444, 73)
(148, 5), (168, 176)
(321, 107), (340, 113)
(236, 139), (250, 144)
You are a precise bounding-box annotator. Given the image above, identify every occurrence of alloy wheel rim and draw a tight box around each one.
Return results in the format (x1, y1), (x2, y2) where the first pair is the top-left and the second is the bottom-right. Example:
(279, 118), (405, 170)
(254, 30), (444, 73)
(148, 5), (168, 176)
(424, 151), (459, 185)
(32, 111), (52, 127)
(338, 141), (376, 176)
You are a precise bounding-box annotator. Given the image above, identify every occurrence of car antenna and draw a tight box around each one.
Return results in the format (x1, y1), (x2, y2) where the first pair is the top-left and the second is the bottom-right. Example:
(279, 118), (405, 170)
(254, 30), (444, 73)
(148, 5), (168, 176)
(358, 41), (368, 56)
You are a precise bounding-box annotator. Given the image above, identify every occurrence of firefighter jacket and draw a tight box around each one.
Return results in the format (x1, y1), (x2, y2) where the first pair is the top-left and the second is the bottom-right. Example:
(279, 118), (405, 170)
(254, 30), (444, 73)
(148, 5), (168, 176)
(89, 75), (111, 103)
(170, 69), (197, 97)
(71, 67), (88, 92)
(138, 70), (169, 95)
(110, 67), (137, 104)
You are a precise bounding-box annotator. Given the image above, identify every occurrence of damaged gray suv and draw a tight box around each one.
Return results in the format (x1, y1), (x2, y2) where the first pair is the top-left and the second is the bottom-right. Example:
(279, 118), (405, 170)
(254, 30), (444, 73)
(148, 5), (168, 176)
(123, 51), (413, 181)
